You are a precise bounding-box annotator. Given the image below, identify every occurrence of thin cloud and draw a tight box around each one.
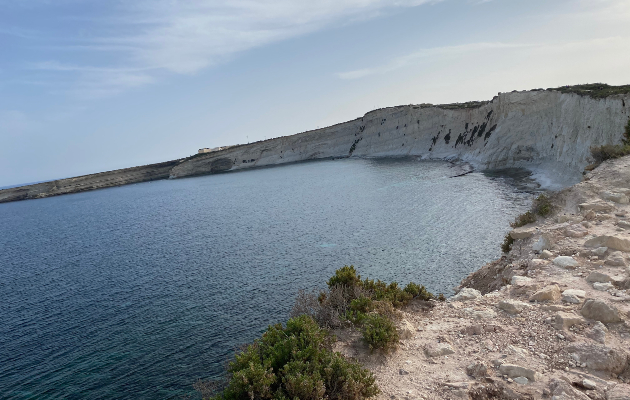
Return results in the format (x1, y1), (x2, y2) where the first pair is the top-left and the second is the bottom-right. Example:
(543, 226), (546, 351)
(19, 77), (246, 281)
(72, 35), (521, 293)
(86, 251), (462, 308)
(15, 0), (439, 97)
(336, 42), (531, 79)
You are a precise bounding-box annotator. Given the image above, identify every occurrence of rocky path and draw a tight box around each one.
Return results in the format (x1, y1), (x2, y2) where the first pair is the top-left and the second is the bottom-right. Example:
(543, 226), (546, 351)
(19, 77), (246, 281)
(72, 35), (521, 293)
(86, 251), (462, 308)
(333, 156), (630, 399)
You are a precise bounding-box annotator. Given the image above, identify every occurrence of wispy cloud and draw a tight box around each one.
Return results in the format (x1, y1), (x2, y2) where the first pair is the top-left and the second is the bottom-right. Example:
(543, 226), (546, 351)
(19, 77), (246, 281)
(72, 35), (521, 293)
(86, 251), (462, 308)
(336, 42), (531, 79)
(13, 0), (439, 97)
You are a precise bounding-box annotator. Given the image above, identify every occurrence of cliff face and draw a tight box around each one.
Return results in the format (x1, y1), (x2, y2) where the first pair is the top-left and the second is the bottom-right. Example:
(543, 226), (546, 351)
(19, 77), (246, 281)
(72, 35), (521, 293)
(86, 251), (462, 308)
(171, 91), (630, 186)
(1, 89), (629, 203)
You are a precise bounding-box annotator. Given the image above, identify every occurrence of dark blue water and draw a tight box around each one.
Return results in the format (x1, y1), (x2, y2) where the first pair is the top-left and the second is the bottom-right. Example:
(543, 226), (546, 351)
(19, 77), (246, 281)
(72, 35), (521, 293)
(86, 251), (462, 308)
(0, 158), (531, 399)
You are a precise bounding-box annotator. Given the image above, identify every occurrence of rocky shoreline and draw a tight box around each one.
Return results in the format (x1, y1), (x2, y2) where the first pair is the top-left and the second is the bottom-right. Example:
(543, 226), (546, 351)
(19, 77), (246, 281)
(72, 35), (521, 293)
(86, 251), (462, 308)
(331, 156), (630, 399)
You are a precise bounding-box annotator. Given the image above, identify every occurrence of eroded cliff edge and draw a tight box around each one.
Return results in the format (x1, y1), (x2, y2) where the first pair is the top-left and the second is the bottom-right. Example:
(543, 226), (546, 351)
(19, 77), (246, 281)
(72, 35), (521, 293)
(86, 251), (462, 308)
(2, 87), (629, 203)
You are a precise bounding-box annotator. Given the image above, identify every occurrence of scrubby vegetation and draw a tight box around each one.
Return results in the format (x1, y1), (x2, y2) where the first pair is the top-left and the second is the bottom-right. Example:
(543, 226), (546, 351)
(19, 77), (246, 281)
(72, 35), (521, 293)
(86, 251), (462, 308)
(203, 266), (439, 399)
(502, 193), (555, 253)
(590, 118), (630, 163)
(205, 315), (379, 400)
(547, 83), (630, 98)
(292, 265), (439, 352)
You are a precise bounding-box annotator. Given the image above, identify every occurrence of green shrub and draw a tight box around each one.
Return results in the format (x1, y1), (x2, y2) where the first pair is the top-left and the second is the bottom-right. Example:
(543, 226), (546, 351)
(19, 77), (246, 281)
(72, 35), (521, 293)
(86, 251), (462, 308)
(327, 265), (362, 288)
(208, 315), (379, 400)
(361, 313), (399, 352)
(533, 194), (554, 217)
(510, 211), (536, 228)
(403, 282), (434, 301)
(501, 233), (514, 253)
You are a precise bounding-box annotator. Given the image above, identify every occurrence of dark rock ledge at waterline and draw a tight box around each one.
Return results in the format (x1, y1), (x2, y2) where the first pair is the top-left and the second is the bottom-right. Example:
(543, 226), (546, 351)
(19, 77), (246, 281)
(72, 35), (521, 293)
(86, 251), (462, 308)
(2, 84), (630, 204)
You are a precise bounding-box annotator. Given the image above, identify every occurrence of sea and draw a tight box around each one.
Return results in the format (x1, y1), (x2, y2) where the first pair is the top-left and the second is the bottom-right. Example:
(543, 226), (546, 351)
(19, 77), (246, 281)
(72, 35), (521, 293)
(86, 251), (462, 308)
(0, 158), (535, 399)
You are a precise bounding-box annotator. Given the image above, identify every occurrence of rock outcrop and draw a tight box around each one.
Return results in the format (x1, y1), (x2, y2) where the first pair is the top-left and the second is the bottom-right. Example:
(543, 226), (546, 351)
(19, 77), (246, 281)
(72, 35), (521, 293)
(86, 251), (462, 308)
(2, 88), (630, 203)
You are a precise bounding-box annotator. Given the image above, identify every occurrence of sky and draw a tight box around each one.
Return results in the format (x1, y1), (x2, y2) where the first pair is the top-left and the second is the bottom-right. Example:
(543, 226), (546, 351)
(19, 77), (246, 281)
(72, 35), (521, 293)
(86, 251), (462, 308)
(1, 0), (630, 187)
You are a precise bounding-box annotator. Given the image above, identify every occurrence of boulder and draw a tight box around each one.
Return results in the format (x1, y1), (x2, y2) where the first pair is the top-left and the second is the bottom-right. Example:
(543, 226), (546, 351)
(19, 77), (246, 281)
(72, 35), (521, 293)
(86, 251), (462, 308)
(585, 321), (608, 344)
(565, 224), (589, 238)
(601, 191), (630, 204)
(540, 250), (553, 259)
(498, 364), (541, 381)
(606, 251), (627, 266)
(593, 247), (609, 257)
(561, 289), (586, 304)
(585, 235), (630, 252)
(529, 284), (561, 302)
(586, 271), (612, 283)
(566, 343), (628, 373)
(593, 282), (614, 291)
(551, 311), (584, 330)
(579, 200), (616, 212)
(553, 256), (578, 269)
(398, 319), (415, 340)
(425, 343), (455, 357)
(533, 235), (553, 252)
(581, 299), (623, 323)
(498, 299), (531, 315)
(465, 361), (488, 378)
(451, 287), (481, 301)
(548, 379), (591, 400)
(510, 227), (536, 240)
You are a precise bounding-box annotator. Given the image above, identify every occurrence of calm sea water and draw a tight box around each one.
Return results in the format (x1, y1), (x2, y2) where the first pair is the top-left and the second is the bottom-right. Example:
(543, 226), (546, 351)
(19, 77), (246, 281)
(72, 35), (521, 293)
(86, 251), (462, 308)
(0, 158), (532, 399)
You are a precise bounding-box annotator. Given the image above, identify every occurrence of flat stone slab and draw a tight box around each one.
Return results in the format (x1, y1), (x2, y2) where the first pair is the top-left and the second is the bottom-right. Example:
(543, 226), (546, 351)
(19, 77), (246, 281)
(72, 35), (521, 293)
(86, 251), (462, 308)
(585, 235), (630, 252)
(553, 256), (578, 268)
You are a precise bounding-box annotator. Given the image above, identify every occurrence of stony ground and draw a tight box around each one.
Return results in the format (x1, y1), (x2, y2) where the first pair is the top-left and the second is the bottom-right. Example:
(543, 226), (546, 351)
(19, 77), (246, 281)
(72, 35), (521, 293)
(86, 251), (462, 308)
(333, 156), (630, 400)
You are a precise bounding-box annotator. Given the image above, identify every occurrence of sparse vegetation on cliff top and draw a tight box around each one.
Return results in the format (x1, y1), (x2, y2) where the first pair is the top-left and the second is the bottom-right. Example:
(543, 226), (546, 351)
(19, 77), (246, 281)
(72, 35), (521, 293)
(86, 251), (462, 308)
(547, 83), (630, 98)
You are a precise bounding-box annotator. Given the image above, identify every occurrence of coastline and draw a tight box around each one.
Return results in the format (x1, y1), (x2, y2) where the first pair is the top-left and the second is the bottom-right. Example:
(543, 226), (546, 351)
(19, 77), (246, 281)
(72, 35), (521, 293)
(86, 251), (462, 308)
(330, 155), (630, 399)
(2, 85), (629, 204)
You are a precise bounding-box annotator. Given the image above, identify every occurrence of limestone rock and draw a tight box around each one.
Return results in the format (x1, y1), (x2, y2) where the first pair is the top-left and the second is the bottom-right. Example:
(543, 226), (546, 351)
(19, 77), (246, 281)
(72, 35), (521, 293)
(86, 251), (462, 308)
(587, 271), (612, 283)
(593, 282), (614, 291)
(498, 299), (531, 315)
(425, 343), (455, 357)
(465, 361), (488, 378)
(533, 235), (553, 252)
(548, 379), (591, 400)
(551, 311), (584, 330)
(581, 379), (597, 390)
(398, 319), (415, 340)
(513, 376), (528, 385)
(585, 321), (608, 344)
(451, 287), (481, 301)
(581, 299), (623, 323)
(606, 384), (630, 400)
(566, 343), (628, 373)
(585, 235), (630, 252)
(530, 284), (561, 302)
(606, 251), (627, 266)
(510, 227), (536, 240)
(565, 224), (589, 238)
(511, 276), (533, 285)
(618, 220), (630, 230)
(601, 191), (629, 204)
(593, 247), (609, 257)
(579, 200), (616, 213)
(561, 289), (586, 304)
(553, 256), (578, 269)
(540, 250), (553, 259)
(498, 364), (541, 381)
(463, 308), (497, 319)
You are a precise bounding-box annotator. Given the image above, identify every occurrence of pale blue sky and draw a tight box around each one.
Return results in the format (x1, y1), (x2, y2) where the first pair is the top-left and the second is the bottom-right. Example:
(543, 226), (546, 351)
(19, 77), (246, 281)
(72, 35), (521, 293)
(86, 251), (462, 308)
(1, 0), (629, 187)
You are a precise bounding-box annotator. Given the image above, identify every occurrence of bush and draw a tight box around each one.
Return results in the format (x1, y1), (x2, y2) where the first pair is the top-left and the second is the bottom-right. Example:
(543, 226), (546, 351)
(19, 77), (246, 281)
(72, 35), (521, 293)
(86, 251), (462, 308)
(501, 233), (514, 253)
(403, 282), (434, 301)
(361, 313), (399, 352)
(510, 211), (536, 228)
(591, 144), (630, 163)
(533, 194), (554, 217)
(207, 315), (379, 400)
(327, 265), (362, 288)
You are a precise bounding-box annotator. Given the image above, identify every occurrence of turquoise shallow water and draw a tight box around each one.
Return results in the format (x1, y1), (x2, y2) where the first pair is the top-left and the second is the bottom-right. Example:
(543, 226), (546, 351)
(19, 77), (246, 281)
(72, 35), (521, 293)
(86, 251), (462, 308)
(0, 158), (531, 399)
